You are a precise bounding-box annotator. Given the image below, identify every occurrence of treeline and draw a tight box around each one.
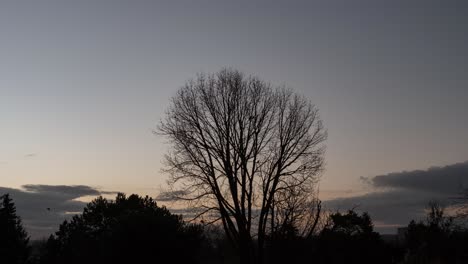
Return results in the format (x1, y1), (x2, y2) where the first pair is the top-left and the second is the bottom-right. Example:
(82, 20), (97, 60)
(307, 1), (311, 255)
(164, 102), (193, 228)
(1, 193), (468, 264)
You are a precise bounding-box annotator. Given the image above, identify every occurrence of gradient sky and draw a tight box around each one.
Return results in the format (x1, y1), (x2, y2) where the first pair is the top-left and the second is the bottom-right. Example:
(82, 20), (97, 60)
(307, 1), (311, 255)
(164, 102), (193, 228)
(1, 0), (467, 235)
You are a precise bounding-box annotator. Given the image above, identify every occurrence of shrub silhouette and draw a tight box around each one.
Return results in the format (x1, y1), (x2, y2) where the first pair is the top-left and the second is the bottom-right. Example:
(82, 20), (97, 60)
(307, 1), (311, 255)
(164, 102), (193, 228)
(40, 193), (205, 264)
(0, 194), (30, 264)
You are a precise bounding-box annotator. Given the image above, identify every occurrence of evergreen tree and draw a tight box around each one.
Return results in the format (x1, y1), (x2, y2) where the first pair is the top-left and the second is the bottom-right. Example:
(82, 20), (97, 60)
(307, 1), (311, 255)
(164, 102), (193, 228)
(0, 194), (30, 264)
(41, 193), (206, 264)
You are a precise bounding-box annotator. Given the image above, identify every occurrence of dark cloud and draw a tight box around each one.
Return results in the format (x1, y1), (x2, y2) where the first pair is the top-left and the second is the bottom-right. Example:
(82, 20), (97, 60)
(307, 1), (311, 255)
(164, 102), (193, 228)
(365, 161), (468, 195)
(24, 153), (38, 158)
(0, 185), (117, 239)
(326, 161), (468, 234)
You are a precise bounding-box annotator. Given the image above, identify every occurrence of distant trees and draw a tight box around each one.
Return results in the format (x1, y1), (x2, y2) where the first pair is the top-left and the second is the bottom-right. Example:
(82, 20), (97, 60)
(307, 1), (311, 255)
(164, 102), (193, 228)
(263, 209), (394, 264)
(455, 188), (468, 219)
(403, 202), (468, 263)
(40, 193), (206, 264)
(6, 190), (468, 264)
(321, 210), (376, 236)
(315, 210), (391, 264)
(158, 69), (326, 264)
(0, 194), (30, 264)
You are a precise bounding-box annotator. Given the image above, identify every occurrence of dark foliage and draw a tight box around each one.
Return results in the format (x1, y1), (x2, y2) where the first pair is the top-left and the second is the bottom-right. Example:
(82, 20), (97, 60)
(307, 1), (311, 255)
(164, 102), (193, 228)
(403, 202), (468, 263)
(263, 210), (400, 264)
(5, 191), (468, 264)
(0, 193), (30, 264)
(314, 210), (395, 264)
(39, 193), (206, 264)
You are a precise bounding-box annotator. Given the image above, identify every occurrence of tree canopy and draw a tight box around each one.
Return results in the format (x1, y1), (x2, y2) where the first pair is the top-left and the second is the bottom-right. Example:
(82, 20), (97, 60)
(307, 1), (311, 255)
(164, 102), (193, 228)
(40, 193), (205, 264)
(316, 210), (388, 264)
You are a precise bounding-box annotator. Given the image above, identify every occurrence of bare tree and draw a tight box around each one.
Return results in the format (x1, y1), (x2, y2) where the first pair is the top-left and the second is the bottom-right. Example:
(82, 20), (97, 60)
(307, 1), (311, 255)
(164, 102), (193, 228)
(158, 69), (326, 264)
(270, 186), (324, 240)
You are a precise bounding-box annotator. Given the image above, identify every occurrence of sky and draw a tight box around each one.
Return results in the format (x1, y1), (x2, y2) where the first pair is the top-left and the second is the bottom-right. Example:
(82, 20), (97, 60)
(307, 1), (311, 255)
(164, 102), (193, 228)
(0, 0), (467, 237)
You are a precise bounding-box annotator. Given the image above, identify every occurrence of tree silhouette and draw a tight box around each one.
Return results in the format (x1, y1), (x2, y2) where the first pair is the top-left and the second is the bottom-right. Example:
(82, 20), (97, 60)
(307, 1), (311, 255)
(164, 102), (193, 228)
(0, 194), (30, 264)
(322, 210), (376, 236)
(158, 69), (326, 263)
(404, 201), (468, 263)
(315, 210), (390, 264)
(270, 189), (323, 240)
(40, 193), (205, 264)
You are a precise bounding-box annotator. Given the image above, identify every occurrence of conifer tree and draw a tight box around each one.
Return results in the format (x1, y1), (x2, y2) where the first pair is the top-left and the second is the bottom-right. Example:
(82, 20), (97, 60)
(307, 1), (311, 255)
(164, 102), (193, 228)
(0, 194), (30, 264)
